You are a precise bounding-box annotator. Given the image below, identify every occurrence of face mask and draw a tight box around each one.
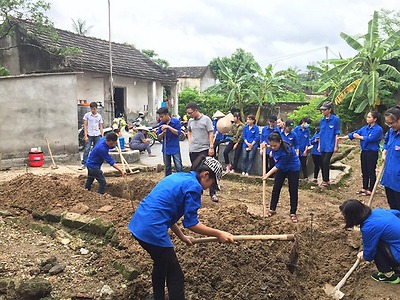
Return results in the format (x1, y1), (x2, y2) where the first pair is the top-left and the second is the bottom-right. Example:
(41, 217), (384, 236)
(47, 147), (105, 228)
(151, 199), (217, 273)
(304, 123), (310, 128)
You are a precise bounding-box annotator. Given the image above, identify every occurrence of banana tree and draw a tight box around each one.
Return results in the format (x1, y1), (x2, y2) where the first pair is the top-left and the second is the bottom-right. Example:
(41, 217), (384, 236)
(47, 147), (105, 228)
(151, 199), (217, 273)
(206, 57), (255, 120)
(321, 11), (400, 113)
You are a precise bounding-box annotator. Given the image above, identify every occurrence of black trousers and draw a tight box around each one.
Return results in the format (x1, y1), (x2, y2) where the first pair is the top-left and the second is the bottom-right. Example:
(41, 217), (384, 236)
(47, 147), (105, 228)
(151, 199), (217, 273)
(374, 240), (400, 273)
(385, 187), (400, 210)
(321, 152), (333, 182)
(189, 150), (217, 197)
(270, 169), (299, 214)
(223, 141), (243, 171)
(299, 156), (307, 179)
(312, 154), (321, 179)
(135, 236), (185, 300)
(360, 151), (378, 191)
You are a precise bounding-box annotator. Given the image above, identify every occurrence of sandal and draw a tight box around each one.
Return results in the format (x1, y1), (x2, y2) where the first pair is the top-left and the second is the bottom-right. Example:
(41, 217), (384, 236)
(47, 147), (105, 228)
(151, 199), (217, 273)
(267, 210), (276, 217)
(356, 190), (366, 195)
(290, 214), (298, 223)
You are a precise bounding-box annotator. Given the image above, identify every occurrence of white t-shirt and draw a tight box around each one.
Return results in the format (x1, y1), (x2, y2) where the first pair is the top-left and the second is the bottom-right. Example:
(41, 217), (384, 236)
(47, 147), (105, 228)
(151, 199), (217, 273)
(83, 112), (103, 136)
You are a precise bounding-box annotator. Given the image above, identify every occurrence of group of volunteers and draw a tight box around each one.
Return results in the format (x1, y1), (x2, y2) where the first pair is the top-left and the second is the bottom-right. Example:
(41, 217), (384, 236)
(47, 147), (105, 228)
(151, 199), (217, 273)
(81, 99), (400, 298)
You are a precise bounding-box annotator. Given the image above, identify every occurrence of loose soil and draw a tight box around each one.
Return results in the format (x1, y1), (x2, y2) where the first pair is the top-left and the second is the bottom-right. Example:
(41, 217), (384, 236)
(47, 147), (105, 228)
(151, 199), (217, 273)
(0, 149), (398, 299)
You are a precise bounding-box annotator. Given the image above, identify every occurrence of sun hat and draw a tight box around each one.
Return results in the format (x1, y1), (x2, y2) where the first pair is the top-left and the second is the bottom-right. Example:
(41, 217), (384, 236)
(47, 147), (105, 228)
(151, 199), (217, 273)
(212, 110), (226, 119)
(136, 126), (149, 132)
(203, 156), (223, 187)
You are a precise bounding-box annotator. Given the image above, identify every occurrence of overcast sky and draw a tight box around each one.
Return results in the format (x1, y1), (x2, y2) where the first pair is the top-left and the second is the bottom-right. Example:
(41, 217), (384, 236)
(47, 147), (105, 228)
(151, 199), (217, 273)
(47, 0), (398, 71)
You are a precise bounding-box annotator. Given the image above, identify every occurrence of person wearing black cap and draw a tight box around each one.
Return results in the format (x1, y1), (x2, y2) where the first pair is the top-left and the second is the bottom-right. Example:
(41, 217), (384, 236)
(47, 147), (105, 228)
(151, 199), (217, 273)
(128, 156), (234, 299)
(260, 115), (279, 174)
(293, 117), (312, 179)
(282, 119), (299, 155)
(318, 101), (341, 187)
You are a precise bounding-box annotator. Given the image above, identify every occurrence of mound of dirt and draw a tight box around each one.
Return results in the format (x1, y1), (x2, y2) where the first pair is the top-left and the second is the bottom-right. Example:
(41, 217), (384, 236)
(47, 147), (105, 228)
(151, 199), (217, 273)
(0, 152), (396, 299)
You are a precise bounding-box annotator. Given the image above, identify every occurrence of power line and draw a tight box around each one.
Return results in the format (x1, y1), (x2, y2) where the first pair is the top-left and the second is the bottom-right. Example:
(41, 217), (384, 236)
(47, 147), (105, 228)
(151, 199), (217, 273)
(259, 47), (326, 65)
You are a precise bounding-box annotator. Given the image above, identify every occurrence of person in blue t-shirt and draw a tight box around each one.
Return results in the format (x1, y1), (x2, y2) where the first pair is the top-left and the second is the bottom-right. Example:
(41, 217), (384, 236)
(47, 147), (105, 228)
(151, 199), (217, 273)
(281, 120), (299, 155)
(85, 132), (126, 194)
(241, 114), (260, 176)
(260, 115), (279, 174)
(381, 106), (400, 209)
(293, 117), (312, 179)
(338, 111), (383, 196)
(156, 107), (183, 176)
(318, 101), (341, 187)
(340, 199), (400, 284)
(310, 124), (321, 183)
(128, 156), (234, 299)
(262, 132), (301, 223)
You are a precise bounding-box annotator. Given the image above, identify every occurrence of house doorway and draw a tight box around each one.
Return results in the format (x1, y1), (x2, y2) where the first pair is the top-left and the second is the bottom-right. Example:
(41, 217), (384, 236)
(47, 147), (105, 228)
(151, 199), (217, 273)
(114, 87), (126, 117)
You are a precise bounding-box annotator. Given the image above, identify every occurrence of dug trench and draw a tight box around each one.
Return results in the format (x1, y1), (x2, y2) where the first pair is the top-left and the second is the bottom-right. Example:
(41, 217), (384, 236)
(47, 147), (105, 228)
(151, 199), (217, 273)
(0, 148), (397, 299)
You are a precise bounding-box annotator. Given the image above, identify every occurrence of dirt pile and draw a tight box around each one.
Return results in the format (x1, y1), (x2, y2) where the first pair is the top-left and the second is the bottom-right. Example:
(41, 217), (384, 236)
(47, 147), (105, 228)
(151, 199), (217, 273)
(0, 156), (396, 299)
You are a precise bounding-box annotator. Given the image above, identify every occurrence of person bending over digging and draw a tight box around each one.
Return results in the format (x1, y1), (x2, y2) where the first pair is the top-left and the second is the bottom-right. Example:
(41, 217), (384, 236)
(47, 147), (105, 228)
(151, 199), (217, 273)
(262, 132), (300, 223)
(340, 199), (400, 284)
(128, 156), (234, 300)
(85, 132), (126, 194)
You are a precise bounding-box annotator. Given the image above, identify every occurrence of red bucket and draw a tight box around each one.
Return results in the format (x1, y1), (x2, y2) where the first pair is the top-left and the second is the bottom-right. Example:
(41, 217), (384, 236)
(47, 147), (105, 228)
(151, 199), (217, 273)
(29, 151), (44, 167)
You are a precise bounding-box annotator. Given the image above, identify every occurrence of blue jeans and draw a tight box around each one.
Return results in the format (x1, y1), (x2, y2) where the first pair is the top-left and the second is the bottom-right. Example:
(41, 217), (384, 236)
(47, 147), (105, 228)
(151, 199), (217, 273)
(241, 146), (258, 174)
(82, 135), (101, 165)
(85, 168), (106, 194)
(163, 152), (183, 176)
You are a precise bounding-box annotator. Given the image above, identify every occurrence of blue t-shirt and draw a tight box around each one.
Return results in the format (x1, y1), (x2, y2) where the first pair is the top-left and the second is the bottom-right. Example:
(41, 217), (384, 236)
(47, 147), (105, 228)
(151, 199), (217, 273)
(86, 137), (115, 169)
(271, 144), (300, 172)
(361, 208), (400, 263)
(293, 125), (311, 154)
(281, 131), (299, 150)
(260, 126), (279, 154)
(319, 114), (340, 152)
(157, 117), (181, 155)
(242, 124), (260, 148)
(128, 171), (203, 247)
(348, 124), (383, 151)
(311, 132), (321, 156)
(381, 129), (400, 192)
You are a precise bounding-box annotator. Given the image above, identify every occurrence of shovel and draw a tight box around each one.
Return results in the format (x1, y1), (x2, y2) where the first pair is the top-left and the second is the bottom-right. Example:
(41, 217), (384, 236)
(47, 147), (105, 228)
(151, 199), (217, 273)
(367, 161), (385, 207)
(191, 234), (295, 244)
(45, 138), (58, 169)
(324, 257), (361, 299)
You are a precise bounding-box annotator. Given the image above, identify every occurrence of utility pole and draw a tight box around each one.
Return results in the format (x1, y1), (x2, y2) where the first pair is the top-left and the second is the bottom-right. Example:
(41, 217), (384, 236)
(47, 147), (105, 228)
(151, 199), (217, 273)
(325, 46), (328, 60)
(108, 0), (114, 120)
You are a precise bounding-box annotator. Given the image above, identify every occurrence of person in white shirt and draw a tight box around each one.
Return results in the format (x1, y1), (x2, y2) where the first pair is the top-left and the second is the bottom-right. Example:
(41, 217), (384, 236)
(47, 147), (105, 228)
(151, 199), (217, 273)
(81, 102), (104, 169)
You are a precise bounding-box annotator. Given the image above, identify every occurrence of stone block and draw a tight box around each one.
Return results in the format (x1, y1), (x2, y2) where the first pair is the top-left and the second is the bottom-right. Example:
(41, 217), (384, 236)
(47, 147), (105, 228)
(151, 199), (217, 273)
(61, 212), (114, 236)
(109, 149), (140, 163)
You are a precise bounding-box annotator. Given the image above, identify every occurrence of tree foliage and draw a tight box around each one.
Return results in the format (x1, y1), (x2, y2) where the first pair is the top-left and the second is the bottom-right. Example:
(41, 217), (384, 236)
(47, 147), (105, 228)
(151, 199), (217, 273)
(321, 11), (400, 113)
(71, 18), (93, 36)
(141, 49), (169, 69)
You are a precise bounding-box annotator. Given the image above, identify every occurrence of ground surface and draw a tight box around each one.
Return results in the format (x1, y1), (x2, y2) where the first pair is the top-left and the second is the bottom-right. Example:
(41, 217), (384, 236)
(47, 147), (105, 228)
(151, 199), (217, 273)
(0, 148), (398, 299)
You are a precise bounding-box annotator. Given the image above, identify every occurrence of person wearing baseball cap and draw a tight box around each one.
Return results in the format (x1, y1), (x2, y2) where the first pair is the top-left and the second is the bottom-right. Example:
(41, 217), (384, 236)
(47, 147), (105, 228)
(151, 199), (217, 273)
(260, 115), (279, 174)
(318, 101), (341, 187)
(128, 155), (233, 299)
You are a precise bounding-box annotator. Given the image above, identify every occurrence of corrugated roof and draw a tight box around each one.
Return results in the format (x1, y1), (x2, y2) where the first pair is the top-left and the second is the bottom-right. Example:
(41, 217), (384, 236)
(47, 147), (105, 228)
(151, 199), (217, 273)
(19, 23), (176, 83)
(168, 66), (211, 78)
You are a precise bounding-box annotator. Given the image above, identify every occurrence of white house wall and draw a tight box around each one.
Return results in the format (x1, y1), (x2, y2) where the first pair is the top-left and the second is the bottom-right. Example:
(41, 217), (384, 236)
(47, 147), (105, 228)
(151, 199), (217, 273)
(75, 72), (106, 105)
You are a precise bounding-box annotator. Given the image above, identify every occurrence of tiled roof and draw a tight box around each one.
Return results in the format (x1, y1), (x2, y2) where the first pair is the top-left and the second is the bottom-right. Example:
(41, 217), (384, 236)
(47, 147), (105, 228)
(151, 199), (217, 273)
(168, 66), (211, 78)
(19, 23), (176, 83)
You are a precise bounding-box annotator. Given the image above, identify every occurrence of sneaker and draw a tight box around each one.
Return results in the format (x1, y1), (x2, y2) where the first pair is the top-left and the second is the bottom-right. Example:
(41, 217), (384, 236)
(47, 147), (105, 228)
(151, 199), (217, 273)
(242, 172), (245, 175)
(148, 154), (156, 157)
(245, 173), (249, 176)
(312, 178), (318, 183)
(230, 169), (235, 174)
(371, 272), (400, 284)
(211, 195), (219, 202)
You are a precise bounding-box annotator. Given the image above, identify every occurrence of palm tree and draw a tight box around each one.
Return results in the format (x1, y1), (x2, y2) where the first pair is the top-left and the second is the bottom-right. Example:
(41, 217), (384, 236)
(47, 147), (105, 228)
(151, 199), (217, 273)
(72, 18), (93, 36)
(321, 11), (400, 113)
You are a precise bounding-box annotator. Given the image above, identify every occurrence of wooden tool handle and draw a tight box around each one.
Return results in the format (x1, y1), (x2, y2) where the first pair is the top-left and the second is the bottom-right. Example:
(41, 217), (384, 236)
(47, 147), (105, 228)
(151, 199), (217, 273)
(262, 150), (267, 217)
(191, 234), (295, 244)
(367, 161), (385, 207)
(334, 257), (361, 291)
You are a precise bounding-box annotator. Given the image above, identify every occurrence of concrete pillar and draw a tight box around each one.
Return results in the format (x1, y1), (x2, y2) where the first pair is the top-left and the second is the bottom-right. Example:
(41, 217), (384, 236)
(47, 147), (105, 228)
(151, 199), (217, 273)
(171, 84), (179, 117)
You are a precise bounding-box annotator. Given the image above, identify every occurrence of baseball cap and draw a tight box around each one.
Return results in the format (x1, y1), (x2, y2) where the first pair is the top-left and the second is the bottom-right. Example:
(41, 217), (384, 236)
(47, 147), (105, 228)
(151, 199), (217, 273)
(285, 120), (294, 127)
(269, 115), (278, 122)
(320, 101), (333, 110)
(203, 156), (223, 188)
